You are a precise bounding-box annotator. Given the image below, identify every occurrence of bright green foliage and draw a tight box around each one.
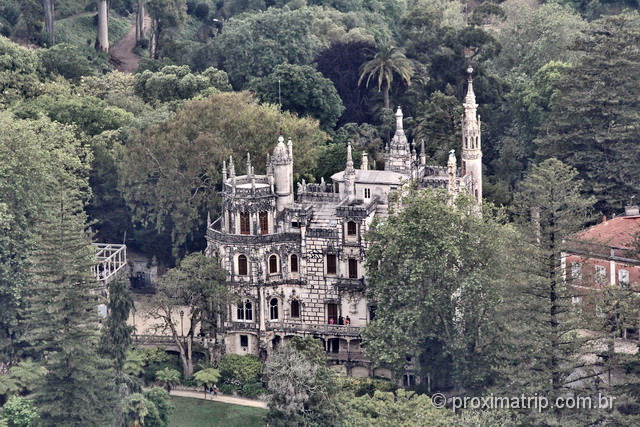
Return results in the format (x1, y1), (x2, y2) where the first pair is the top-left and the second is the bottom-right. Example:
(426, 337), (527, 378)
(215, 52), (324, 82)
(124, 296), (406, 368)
(124, 393), (152, 427)
(155, 368), (181, 393)
(193, 368), (221, 398)
(264, 336), (339, 426)
(508, 159), (595, 399)
(358, 45), (414, 109)
(6, 360), (46, 395)
(143, 387), (174, 426)
(119, 91), (327, 251)
(363, 191), (515, 391)
(250, 63), (345, 129)
(99, 277), (135, 376)
(218, 354), (262, 387)
(0, 396), (39, 427)
(0, 36), (42, 107)
(337, 376), (396, 397)
(13, 95), (134, 137)
(134, 65), (231, 103)
(149, 253), (231, 375)
(535, 12), (640, 214)
(124, 349), (148, 377)
(338, 389), (453, 426)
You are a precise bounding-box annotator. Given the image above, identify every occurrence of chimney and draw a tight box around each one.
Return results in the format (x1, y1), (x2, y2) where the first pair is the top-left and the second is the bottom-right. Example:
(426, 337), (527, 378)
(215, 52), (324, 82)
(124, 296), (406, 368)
(625, 205), (639, 216)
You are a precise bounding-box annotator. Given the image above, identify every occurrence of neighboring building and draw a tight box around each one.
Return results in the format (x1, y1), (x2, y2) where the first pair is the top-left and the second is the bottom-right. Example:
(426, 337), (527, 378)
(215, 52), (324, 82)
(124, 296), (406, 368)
(563, 206), (640, 313)
(205, 70), (483, 380)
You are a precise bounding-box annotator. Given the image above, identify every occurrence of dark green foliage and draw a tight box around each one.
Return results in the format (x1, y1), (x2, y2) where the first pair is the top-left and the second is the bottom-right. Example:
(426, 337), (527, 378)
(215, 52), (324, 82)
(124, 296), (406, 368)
(37, 44), (98, 80)
(99, 277), (135, 374)
(264, 337), (339, 426)
(13, 95), (134, 137)
(314, 39), (376, 125)
(536, 12), (640, 214)
(249, 63), (345, 129)
(337, 376), (397, 397)
(0, 36), (42, 107)
(413, 88), (462, 164)
(143, 387), (174, 426)
(363, 191), (515, 391)
(507, 159), (595, 398)
(20, 122), (118, 426)
(217, 354), (263, 392)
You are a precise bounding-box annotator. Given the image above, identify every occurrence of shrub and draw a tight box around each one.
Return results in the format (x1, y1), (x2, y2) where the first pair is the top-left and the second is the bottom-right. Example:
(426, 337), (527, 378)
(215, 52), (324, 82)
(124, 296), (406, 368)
(218, 383), (237, 396)
(194, 3), (209, 20)
(217, 354), (262, 387)
(1, 396), (39, 427)
(240, 382), (267, 399)
(338, 377), (397, 397)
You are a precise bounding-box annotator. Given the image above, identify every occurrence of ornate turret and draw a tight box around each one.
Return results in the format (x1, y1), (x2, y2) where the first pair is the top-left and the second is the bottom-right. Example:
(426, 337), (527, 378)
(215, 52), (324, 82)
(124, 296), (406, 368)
(273, 136), (293, 211)
(447, 149), (457, 199)
(345, 142), (356, 202)
(361, 151), (368, 171)
(461, 67), (482, 204)
(385, 106), (412, 174)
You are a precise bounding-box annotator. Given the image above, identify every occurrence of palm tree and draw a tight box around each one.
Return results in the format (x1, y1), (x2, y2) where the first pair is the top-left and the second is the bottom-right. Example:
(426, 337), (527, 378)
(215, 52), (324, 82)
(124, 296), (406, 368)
(193, 368), (220, 400)
(358, 45), (415, 109)
(124, 393), (150, 427)
(155, 368), (180, 393)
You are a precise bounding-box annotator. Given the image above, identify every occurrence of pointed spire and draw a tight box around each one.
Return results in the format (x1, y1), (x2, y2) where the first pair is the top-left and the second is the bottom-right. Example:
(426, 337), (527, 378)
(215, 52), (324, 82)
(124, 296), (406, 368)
(287, 137), (293, 159)
(229, 156), (235, 178)
(420, 139), (426, 165)
(346, 141), (354, 173)
(246, 152), (252, 176)
(207, 211), (211, 227)
(361, 151), (368, 170)
(222, 160), (228, 181)
(464, 67), (477, 110)
(395, 106), (404, 131)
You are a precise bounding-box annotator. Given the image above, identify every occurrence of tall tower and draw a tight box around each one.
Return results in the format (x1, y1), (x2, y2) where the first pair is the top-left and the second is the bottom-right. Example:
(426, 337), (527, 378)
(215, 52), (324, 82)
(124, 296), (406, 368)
(385, 107), (412, 175)
(344, 142), (356, 203)
(461, 68), (482, 204)
(272, 136), (293, 211)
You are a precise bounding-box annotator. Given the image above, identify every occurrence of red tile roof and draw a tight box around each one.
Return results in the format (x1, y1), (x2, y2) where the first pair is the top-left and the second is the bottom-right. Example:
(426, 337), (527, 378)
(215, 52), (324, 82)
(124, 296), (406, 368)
(575, 216), (640, 249)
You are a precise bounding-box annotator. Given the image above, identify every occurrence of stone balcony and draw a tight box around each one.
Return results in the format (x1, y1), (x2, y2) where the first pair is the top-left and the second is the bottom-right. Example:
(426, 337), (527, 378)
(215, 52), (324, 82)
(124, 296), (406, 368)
(335, 277), (366, 292)
(268, 321), (362, 337)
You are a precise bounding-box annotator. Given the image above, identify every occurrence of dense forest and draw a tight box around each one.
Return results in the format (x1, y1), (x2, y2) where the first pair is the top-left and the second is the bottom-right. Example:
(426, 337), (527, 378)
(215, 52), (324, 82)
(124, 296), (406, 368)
(2, 0), (640, 425)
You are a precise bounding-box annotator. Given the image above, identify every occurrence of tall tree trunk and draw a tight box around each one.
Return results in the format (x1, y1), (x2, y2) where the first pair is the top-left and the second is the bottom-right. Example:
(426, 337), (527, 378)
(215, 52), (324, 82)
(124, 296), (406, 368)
(136, 0), (145, 42)
(383, 82), (390, 110)
(96, 0), (109, 51)
(43, 0), (54, 45)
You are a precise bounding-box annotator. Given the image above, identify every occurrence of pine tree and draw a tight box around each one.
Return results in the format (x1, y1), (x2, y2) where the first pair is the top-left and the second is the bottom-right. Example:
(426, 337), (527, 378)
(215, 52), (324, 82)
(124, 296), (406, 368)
(23, 178), (117, 425)
(536, 12), (640, 214)
(507, 159), (595, 402)
(99, 276), (135, 376)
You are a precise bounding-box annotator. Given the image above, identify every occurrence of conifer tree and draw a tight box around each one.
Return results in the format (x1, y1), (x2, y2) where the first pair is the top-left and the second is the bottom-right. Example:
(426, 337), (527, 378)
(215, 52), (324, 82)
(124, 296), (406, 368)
(536, 12), (640, 214)
(507, 159), (595, 402)
(23, 175), (117, 425)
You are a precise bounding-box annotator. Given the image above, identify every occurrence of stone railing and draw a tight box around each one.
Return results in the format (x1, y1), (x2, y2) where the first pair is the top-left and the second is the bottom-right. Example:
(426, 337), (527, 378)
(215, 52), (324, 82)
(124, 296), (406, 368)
(306, 228), (338, 239)
(268, 322), (362, 337)
(207, 229), (300, 244)
(224, 321), (259, 331)
(336, 277), (366, 292)
(132, 334), (175, 346)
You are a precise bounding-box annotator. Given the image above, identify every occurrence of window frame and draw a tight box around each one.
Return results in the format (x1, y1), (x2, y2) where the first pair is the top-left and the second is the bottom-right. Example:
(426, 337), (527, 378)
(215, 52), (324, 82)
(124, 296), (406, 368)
(240, 334), (249, 348)
(240, 212), (250, 235)
(290, 300), (300, 318)
(259, 211), (269, 235)
(348, 258), (358, 278)
(290, 254), (299, 273)
(269, 298), (279, 320)
(347, 221), (357, 236)
(326, 254), (337, 275)
(269, 254), (279, 274)
(238, 254), (248, 276)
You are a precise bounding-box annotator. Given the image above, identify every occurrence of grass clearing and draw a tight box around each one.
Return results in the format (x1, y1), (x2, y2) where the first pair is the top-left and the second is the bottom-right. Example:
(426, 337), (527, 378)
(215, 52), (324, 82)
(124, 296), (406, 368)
(56, 13), (131, 47)
(169, 396), (267, 427)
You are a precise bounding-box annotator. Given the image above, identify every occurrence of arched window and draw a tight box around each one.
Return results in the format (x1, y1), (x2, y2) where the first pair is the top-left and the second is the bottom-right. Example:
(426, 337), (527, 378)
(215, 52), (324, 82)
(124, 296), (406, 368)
(244, 300), (253, 321)
(269, 255), (278, 274)
(290, 300), (300, 318)
(238, 255), (248, 276)
(347, 221), (357, 236)
(259, 211), (269, 235)
(270, 298), (279, 320)
(290, 254), (299, 273)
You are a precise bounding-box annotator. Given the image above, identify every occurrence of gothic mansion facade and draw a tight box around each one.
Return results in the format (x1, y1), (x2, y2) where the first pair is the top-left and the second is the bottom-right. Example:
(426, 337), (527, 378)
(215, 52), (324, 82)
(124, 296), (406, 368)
(205, 73), (483, 380)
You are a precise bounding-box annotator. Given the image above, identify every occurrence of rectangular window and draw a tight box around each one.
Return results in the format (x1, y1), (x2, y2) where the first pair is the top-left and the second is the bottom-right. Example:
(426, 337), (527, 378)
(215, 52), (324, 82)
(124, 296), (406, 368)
(240, 335), (249, 348)
(595, 265), (607, 285)
(326, 254), (337, 275)
(240, 213), (251, 235)
(290, 300), (300, 318)
(348, 258), (358, 278)
(364, 188), (371, 199)
(619, 269), (630, 286)
(240, 213), (250, 235)
(259, 211), (268, 235)
(347, 221), (357, 236)
(571, 262), (582, 280)
(327, 303), (338, 324)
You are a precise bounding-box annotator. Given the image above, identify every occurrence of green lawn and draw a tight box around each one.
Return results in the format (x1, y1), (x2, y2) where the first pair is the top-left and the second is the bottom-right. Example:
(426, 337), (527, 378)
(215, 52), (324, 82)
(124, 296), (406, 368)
(56, 14), (131, 47)
(169, 396), (267, 427)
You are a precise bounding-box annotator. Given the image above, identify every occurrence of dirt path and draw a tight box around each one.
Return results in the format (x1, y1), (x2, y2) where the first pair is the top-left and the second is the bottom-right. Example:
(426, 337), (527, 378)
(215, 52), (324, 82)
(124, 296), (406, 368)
(168, 389), (268, 409)
(111, 15), (149, 73)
